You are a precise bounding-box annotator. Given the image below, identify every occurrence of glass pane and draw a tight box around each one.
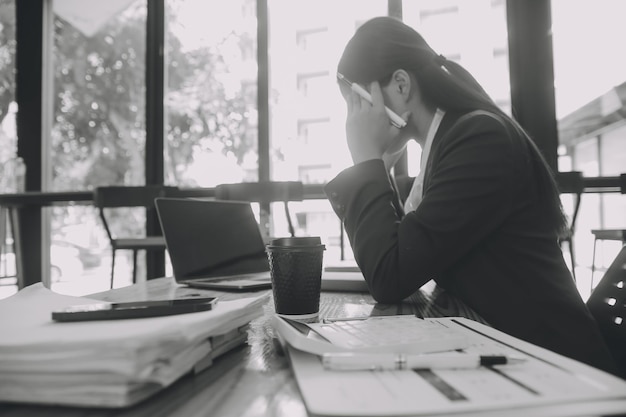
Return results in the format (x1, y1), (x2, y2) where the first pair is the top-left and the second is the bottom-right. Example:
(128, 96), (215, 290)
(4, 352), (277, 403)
(0, 0), (16, 191)
(165, 0), (258, 187)
(0, 0), (16, 299)
(402, 0), (510, 114)
(552, 0), (626, 292)
(52, 0), (147, 191)
(402, 0), (510, 175)
(50, 0), (147, 294)
(598, 124), (626, 280)
(268, 0), (387, 263)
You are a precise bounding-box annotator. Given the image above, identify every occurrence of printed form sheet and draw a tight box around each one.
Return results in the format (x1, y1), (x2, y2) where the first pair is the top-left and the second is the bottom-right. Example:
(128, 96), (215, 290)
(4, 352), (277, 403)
(285, 317), (626, 416)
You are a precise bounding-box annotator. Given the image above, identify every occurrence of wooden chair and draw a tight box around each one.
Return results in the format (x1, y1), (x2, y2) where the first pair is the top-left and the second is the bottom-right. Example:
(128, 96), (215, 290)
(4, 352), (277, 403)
(556, 171), (584, 282)
(214, 181), (303, 238)
(591, 174), (626, 287)
(94, 185), (178, 288)
(586, 246), (626, 379)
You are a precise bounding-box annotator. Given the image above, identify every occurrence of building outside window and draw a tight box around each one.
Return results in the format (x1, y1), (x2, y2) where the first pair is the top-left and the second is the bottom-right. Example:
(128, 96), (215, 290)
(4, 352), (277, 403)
(165, 0), (258, 188)
(402, 0), (510, 176)
(48, 0), (147, 294)
(0, 0), (16, 192)
(267, 0), (388, 261)
(552, 0), (626, 296)
(0, 0), (16, 299)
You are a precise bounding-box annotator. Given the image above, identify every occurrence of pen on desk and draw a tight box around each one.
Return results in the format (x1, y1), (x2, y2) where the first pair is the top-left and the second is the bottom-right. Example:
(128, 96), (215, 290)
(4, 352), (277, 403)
(322, 352), (526, 371)
(336, 73), (408, 129)
(322, 316), (370, 324)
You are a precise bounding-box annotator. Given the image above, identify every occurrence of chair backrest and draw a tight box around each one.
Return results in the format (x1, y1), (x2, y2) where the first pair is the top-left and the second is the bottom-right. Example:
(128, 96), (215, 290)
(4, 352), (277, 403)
(94, 185), (178, 240)
(586, 246), (626, 378)
(556, 171), (584, 235)
(214, 181), (304, 237)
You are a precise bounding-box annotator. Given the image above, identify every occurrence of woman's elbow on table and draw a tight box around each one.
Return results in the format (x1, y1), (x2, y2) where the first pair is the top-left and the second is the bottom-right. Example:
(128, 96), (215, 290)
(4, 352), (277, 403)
(366, 274), (411, 304)
(364, 261), (431, 303)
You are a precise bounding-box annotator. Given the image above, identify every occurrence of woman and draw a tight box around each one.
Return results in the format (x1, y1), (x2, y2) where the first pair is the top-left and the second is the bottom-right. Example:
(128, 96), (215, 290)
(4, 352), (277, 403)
(325, 16), (617, 374)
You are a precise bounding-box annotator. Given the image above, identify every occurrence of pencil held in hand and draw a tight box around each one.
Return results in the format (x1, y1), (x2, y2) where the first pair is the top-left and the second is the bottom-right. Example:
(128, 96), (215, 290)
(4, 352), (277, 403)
(337, 73), (407, 129)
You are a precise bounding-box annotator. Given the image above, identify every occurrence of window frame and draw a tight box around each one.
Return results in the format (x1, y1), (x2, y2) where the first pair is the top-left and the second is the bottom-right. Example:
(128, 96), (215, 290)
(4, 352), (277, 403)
(16, 0), (621, 288)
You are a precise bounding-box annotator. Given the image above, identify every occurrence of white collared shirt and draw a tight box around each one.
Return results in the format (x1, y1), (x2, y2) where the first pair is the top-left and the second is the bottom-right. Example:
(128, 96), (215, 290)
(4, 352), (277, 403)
(404, 108), (446, 213)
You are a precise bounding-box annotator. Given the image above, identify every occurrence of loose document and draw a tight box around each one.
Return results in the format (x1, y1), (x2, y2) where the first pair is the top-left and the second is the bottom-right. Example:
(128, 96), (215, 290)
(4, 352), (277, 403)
(274, 315), (626, 417)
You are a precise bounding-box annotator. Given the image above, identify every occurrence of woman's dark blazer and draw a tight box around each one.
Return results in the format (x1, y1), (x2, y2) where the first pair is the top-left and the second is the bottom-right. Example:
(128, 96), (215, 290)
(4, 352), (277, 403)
(324, 110), (617, 374)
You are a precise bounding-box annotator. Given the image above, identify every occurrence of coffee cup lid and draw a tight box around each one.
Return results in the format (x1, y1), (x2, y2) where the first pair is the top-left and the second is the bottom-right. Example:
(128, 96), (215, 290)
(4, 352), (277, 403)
(266, 237), (325, 251)
(269, 237), (321, 247)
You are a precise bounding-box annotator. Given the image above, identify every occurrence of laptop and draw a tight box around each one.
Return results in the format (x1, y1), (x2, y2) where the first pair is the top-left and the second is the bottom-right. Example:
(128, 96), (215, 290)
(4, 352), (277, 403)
(155, 198), (272, 291)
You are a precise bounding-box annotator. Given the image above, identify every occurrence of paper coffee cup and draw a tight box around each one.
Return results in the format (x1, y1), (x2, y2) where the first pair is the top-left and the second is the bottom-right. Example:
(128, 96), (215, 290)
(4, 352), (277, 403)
(266, 237), (325, 319)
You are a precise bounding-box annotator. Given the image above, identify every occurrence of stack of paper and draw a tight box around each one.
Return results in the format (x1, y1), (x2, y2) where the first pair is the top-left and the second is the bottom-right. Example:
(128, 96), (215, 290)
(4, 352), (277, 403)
(0, 284), (269, 407)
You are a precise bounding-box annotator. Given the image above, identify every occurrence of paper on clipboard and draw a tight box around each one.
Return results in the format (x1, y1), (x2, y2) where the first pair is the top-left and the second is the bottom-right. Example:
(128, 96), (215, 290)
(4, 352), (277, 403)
(284, 317), (626, 417)
(272, 314), (470, 355)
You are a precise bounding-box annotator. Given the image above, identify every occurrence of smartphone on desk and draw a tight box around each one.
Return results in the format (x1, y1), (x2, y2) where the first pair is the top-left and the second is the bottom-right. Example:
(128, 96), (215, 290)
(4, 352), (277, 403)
(51, 297), (218, 322)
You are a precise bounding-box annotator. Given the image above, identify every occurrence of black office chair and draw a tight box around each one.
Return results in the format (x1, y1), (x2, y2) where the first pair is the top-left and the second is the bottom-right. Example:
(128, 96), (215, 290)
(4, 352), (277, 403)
(556, 171), (584, 282)
(94, 185), (178, 288)
(586, 246), (626, 379)
(215, 181), (304, 238)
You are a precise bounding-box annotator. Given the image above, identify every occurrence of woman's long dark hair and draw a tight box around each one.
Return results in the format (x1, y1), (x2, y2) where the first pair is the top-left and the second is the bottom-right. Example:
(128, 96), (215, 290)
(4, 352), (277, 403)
(338, 16), (567, 235)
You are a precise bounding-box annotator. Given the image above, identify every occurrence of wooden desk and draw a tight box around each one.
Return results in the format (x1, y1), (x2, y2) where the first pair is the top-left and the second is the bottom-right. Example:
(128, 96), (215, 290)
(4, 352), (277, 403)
(0, 277), (485, 417)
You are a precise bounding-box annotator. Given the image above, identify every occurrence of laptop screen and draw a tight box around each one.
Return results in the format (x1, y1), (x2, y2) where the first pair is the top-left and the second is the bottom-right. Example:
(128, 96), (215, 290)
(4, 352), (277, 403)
(155, 198), (270, 282)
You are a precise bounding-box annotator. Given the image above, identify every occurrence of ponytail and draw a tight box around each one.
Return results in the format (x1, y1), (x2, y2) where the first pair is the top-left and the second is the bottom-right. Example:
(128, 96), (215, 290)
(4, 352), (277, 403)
(419, 57), (567, 235)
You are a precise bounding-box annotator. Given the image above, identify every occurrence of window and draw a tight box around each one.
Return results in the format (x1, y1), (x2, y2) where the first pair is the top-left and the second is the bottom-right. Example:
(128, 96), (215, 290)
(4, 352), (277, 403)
(0, 0), (16, 192)
(268, 0), (387, 262)
(296, 27), (328, 53)
(297, 118), (329, 145)
(297, 71), (330, 102)
(52, 0), (147, 191)
(0, 0), (16, 299)
(552, 0), (626, 283)
(414, 2), (461, 57)
(402, 0), (510, 177)
(49, 0), (147, 293)
(402, 0), (510, 114)
(165, 0), (258, 187)
(298, 164), (332, 185)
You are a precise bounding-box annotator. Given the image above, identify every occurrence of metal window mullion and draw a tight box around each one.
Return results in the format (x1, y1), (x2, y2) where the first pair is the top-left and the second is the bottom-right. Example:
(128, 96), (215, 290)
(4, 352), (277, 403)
(257, 0), (271, 235)
(145, 0), (165, 279)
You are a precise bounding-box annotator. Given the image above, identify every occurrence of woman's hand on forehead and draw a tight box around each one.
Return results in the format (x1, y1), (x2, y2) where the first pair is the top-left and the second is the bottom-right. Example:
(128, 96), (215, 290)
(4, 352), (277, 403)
(345, 81), (404, 165)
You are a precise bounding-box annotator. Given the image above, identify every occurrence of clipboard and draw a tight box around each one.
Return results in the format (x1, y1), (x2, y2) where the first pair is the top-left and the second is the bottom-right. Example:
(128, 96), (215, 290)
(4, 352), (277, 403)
(282, 317), (626, 417)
